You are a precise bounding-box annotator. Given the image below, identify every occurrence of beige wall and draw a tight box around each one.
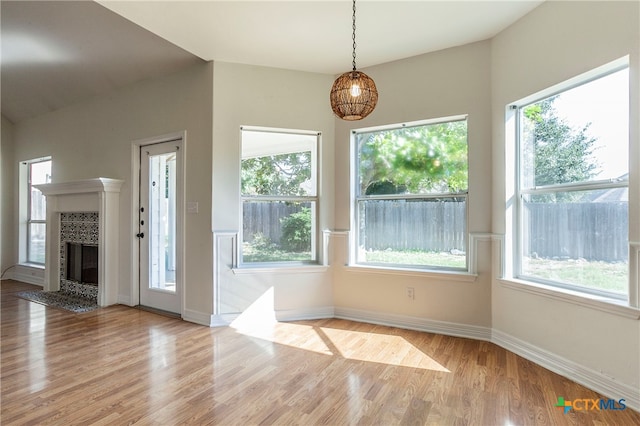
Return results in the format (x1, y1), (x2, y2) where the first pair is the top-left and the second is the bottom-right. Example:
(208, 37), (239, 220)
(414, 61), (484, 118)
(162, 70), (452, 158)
(1, 116), (16, 273)
(211, 62), (336, 318)
(491, 0), (640, 396)
(10, 62), (215, 315)
(333, 40), (494, 328)
(5, 0), (639, 408)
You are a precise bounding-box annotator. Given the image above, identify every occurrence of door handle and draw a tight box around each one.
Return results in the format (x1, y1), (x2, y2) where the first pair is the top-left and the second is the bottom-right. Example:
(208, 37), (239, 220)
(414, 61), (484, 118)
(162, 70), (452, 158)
(136, 232), (145, 238)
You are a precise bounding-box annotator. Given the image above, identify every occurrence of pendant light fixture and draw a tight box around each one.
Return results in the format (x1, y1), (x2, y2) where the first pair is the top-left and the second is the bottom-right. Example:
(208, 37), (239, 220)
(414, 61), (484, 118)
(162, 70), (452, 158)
(330, 0), (378, 121)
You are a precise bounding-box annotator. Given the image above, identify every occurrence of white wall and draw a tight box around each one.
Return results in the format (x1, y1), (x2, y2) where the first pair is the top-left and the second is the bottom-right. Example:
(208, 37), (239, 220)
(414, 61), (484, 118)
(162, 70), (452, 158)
(333, 40), (494, 329)
(211, 62), (336, 320)
(10, 62), (215, 316)
(1, 116), (16, 275)
(491, 0), (640, 406)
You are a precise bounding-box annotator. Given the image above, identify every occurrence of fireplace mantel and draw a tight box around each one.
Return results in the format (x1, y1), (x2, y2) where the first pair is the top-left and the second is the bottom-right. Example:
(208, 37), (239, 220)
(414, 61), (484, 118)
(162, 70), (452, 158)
(36, 177), (124, 196)
(36, 178), (124, 307)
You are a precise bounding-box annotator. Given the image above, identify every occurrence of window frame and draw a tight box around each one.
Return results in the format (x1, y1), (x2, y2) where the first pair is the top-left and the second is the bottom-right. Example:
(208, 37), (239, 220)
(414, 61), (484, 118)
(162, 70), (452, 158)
(513, 63), (630, 302)
(239, 126), (320, 266)
(351, 116), (469, 272)
(20, 157), (52, 266)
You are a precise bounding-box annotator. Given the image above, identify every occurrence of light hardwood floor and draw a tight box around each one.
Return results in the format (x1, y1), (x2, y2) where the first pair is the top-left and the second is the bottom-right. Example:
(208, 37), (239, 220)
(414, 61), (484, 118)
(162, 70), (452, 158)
(2, 280), (638, 425)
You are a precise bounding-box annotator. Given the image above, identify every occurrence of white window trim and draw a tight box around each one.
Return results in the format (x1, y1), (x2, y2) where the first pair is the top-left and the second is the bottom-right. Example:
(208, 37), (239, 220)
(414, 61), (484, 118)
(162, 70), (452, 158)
(232, 264), (329, 275)
(499, 278), (640, 320)
(479, 232), (640, 319)
(350, 116), (470, 273)
(18, 157), (51, 266)
(516, 177), (629, 302)
(238, 126), (321, 267)
(344, 264), (477, 281)
(507, 56), (637, 308)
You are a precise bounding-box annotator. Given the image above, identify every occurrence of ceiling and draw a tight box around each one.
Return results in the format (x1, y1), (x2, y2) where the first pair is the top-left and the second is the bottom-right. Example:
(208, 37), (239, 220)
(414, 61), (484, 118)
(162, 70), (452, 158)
(1, 1), (203, 124)
(1, 0), (544, 124)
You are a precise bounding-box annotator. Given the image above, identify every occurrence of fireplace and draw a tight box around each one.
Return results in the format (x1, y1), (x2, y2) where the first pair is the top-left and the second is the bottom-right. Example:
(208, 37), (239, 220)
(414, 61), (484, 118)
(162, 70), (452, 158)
(67, 243), (98, 285)
(58, 212), (101, 300)
(35, 178), (124, 307)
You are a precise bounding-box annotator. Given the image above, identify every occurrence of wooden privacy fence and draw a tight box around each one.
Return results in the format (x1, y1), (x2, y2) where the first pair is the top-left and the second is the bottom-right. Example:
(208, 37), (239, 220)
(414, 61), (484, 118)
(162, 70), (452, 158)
(243, 201), (628, 262)
(361, 200), (466, 252)
(242, 200), (468, 252)
(243, 203), (303, 244)
(524, 202), (628, 262)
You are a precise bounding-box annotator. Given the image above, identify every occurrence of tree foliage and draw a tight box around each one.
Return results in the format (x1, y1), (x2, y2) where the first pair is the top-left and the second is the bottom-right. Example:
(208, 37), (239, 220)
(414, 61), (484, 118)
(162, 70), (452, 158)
(358, 121), (468, 195)
(241, 152), (311, 196)
(522, 97), (598, 188)
(280, 207), (312, 252)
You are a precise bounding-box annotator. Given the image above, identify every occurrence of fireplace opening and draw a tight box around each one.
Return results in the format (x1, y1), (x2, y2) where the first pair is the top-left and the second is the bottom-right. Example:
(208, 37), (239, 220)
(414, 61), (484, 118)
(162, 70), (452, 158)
(67, 243), (98, 285)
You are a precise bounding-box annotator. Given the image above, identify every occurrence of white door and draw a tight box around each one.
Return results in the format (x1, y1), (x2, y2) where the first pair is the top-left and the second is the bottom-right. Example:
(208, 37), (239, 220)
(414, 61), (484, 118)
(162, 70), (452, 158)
(139, 140), (182, 314)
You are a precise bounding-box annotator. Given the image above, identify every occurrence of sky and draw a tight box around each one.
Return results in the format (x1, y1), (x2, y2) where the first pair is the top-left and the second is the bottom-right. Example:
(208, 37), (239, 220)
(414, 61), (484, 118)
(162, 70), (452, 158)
(31, 160), (52, 185)
(553, 68), (629, 180)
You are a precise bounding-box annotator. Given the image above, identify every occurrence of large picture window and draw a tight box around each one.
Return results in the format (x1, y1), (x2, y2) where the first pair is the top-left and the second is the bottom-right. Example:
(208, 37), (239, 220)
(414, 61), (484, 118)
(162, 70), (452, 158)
(515, 65), (629, 300)
(24, 158), (52, 264)
(353, 117), (468, 270)
(240, 128), (319, 264)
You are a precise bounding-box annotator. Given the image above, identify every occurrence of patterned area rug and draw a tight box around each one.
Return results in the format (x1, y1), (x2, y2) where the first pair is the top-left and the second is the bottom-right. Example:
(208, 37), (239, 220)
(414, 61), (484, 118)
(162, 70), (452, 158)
(15, 290), (100, 313)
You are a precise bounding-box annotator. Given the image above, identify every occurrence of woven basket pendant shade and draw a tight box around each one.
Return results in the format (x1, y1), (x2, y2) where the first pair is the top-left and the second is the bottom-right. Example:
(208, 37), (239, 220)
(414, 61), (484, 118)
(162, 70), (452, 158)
(330, 70), (378, 120)
(330, 0), (378, 121)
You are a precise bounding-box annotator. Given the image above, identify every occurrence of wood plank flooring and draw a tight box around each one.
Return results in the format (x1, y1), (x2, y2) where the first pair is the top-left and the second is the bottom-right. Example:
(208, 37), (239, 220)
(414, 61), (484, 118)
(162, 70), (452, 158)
(2, 280), (639, 425)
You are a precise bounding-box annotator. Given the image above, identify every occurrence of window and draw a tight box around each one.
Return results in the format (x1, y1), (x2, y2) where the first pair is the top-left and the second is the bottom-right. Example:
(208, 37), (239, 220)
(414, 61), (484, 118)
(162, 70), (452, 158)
(353, 117), (468, 270)
(22, 158), (52, 264)
(240, 128), (319, 264)
(515, 66), (629, 300)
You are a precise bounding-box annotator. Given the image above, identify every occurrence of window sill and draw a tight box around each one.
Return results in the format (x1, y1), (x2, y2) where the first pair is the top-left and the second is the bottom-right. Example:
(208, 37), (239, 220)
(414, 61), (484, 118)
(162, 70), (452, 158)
(345, 264), (477, 282)
(499, 277), (640, 320)
(232, 264), (329, 275)
(18, 263), (45, 270)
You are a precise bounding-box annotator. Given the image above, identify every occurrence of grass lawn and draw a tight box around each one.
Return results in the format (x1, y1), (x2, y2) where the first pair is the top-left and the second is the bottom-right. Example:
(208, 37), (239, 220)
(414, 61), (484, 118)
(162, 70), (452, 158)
(362, 250), (466, 269)
(242, 242), (311, 263)
(365, 251), (627, 295)
(523, 257), (627, 294)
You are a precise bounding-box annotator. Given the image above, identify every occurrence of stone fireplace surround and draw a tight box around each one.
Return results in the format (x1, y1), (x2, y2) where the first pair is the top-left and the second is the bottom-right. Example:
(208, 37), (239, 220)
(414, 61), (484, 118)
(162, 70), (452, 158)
(36, 178), (124, 307)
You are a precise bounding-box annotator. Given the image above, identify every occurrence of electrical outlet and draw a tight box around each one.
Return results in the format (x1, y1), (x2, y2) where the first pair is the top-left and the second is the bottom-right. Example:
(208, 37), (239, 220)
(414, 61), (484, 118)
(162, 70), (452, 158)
(406, 287), (415, 300)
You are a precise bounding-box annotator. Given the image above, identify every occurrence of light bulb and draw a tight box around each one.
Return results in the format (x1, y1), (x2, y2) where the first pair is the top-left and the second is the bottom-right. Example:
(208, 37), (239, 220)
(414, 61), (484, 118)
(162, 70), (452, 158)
(350, 84), (361, 97)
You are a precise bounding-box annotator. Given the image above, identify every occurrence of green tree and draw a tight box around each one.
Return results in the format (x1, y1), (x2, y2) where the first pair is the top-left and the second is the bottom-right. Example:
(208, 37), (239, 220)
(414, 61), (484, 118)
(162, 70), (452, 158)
(280, 207), (311, 252)
(522, 97), (598, 188)
(358, 120), (468, 195)
(241, 152), (311, 196)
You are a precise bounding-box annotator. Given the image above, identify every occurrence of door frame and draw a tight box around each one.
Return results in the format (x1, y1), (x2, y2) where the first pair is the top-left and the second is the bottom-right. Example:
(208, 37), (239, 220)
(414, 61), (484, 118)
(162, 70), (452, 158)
(130, 131), (186, 314)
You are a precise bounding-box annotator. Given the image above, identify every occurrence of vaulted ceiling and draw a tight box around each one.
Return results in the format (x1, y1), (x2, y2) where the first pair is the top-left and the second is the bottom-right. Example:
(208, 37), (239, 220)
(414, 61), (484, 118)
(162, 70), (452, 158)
(1, 1), (543, 124)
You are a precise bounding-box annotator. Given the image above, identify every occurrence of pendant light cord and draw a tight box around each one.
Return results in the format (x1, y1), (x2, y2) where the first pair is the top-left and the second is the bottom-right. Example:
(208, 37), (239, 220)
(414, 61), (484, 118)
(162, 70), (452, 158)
(352, 0), (357, 71)
(329, 0), (378, 120)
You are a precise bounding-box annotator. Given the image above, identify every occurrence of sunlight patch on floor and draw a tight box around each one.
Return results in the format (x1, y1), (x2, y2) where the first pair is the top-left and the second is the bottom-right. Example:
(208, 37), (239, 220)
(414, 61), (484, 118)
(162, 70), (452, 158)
(318, 327), (450, 372)
(231, 289), (333, 355)
(229, 286), (277, 331)
(228, 288), (448, 371)
(231, 298), (447, 370)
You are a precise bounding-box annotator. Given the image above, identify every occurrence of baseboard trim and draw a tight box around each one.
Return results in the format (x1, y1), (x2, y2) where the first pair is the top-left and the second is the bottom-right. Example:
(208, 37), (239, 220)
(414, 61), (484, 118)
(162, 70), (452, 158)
(11, 271), (44, 287)
(276, 306), (335, 322)
(220, 313), (240, 324)
(182, 309), (228, 327)
(11, 261), (636, 410)
(332, 307), (638, 411)
(334, 307), (492, 341)
(492, 329), (640, 412)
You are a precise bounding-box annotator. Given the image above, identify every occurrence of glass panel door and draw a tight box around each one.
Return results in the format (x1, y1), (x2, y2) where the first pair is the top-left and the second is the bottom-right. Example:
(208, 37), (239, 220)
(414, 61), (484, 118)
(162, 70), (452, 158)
(149, 151), (176, 292)
(139, 139), (182, 314)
